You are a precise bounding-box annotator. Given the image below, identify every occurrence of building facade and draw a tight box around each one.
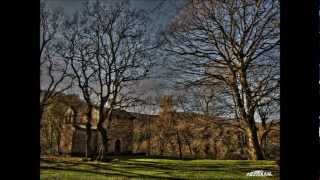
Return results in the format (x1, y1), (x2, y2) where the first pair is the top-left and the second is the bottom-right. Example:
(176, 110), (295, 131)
(59, 107), (135, 156)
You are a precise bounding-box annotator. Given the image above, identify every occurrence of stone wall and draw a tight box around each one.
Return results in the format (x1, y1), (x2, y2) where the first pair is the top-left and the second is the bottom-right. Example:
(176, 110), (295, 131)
(107, 117), (134, 154)
(58, 124), (74, 155)
(71, 127), (86, 156)
(59, 109), (134, 156)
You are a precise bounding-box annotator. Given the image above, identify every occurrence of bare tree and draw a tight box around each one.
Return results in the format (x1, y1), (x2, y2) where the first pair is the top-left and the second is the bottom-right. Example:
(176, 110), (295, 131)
(71, 0), (156, 161)
(257, 98), (279, 151)
(40, 0), (73, 125)
(158, 96), (186, 158)
(158, 96), (177, 157)
(163, 0), (280, 160)
(56, 11), (101, 158)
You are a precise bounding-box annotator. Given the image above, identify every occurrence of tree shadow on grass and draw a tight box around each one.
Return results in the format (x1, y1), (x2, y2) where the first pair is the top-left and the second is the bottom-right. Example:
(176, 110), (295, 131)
(119, 160), (228, 172)
(41, 157), (279, 179)
(41, 159), (185, 179)
(115, 159), (279, 178)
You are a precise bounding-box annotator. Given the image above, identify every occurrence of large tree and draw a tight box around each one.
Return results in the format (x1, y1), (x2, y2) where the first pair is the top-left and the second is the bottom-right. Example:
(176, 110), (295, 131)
(56, 11), (100, 158)
(62, 0), (156, 160)
(163, 0), (279, 160)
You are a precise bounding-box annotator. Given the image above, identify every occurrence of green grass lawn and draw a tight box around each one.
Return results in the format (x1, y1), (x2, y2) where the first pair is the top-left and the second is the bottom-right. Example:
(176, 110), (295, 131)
(40, 156), (279, 179)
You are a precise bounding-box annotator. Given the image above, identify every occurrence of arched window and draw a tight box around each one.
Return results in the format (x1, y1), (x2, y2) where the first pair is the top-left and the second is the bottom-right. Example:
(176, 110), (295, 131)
(65, 108), (74, 124)
(115, 139), (121, 153)
(69, 113), (72, 123)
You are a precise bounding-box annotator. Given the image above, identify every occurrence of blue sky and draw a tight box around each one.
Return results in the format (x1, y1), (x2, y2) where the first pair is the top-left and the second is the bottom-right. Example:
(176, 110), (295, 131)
(46, 0), (185, 30)
(44, 0), (188, 114)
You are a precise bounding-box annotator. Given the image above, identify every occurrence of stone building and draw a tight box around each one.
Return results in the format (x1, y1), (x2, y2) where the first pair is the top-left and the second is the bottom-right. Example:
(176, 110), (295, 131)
(59, 106), (135, 156)
(55, 94), (279, 160)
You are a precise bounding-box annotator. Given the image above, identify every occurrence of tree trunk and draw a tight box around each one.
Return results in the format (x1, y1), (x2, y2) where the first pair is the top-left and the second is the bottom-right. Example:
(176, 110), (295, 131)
(97, 122), (108, 160)
(136, 142), (142, 152)
(182, 135), (192, 156)
(169, 139), (176, 156)
(97, 125), (108, 158)
(50, 123), (54, 154)
(260, 131), (269, 149)
(238, 132), (246, 155)
(39, 105), (46, 155)
(97, 107), (113, 161)
(97, 105), (106, 159)
(260, 117), (268, 150)
(176, 131), (183, 159)
(147, 137), (151, 156)
(213, 140), (218, 159)
(147, 118), (151, 156)
(187, 143), (192, 156)
(159, 140), (164, 156)
(40, 105), (45, 128)
(86, 105), (93, 158)
(245, 126), (265, 160)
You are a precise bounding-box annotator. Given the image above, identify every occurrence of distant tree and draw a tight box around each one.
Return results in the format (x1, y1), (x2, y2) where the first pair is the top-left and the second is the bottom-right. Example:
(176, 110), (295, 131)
(132, 95), (159, 156)
(257, 98), (279, 154)
(158, 96), (184, 158)
(40, 98), (66, 155)
(163, 0), (280, 160)
(157, 96), (173, 156)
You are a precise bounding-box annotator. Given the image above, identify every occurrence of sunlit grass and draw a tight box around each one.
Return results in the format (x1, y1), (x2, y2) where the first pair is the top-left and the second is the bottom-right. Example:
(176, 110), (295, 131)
(40, 156), (279, 179)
